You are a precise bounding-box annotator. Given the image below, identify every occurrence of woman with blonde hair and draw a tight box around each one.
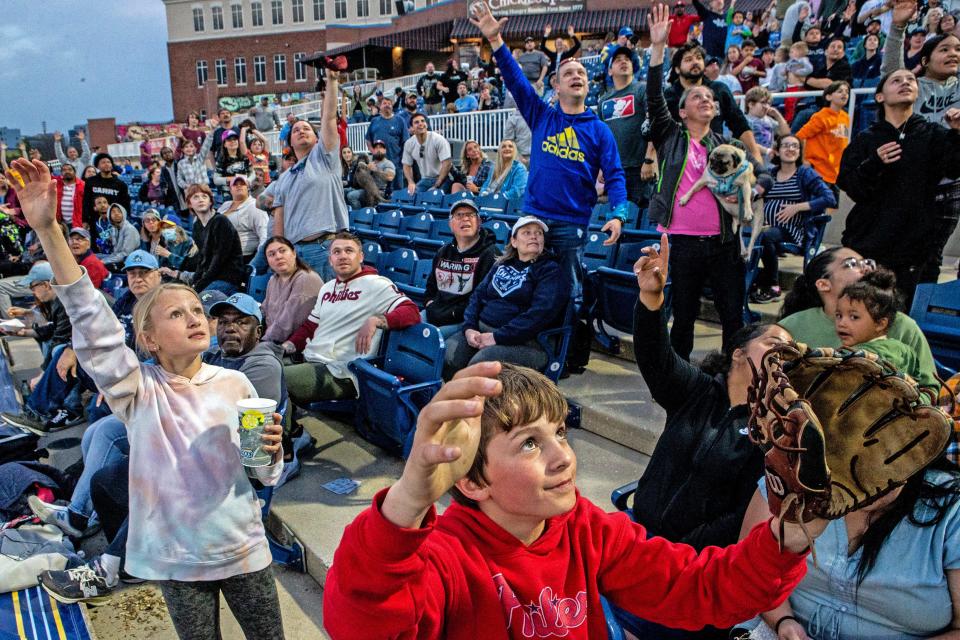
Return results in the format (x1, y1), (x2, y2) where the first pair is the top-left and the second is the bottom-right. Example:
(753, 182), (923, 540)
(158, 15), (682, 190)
(450, 140), (492, 195)
(479, 138), (528, 200)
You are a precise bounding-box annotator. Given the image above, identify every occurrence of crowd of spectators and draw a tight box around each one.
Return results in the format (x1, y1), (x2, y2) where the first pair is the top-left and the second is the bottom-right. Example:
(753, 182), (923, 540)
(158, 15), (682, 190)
(0, 0), (958, 637)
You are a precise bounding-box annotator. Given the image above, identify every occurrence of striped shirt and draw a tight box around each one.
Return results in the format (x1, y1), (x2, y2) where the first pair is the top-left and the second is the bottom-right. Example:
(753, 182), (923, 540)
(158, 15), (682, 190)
(762, 172), (805, 245)
(61, 184), (75, 224)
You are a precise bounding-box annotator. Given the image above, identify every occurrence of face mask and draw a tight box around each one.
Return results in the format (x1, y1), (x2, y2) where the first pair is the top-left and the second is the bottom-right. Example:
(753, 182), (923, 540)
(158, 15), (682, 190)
(162, 229), (177, 243)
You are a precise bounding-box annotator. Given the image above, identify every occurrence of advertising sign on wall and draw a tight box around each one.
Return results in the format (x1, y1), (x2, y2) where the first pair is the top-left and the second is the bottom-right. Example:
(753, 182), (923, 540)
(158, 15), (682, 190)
(486, 0), (584, 16)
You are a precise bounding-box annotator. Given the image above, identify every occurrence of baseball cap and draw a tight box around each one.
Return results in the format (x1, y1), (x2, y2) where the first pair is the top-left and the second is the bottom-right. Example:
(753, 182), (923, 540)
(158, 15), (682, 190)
(524, 36), (535, 42)
(142, 208), (162, 221)
(199, 289), (229, 315)
(618, 26), (634, 38)
(122, 249), (159, 271)
(449, 199), (480, 216)
(511, 215), (549, 237)
(610, 46), (635, 63)
(69, 227), (91, 240)
(706, 56), (722, 66)
(372, 139), (387, 147)
(161, 213), (184, 228)
(210, 293), (263, 324)
(229, 174), (248, 186)
(221, 129), (239, 142)
(19, 262), (53, 287)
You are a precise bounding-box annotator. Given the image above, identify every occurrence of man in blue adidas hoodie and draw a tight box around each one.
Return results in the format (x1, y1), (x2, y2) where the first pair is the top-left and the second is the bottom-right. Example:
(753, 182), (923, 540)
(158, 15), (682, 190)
(471, 1), (628, 294)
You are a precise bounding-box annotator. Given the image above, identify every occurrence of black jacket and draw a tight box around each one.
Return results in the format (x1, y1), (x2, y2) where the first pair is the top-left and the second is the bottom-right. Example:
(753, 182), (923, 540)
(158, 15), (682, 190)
(837, 114), (960, 266)
(424, 228), (499, 328)
(631, 303), (763, 550)
(191, 213), (247, 292)
(539, 34), (581, 70)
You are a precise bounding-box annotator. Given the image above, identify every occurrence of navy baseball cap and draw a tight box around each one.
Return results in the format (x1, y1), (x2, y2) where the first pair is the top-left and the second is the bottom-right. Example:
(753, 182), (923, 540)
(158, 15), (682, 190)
(122, 250), (159, 271)
(199, 289), (229, 315)
(210, 293), (263, 324)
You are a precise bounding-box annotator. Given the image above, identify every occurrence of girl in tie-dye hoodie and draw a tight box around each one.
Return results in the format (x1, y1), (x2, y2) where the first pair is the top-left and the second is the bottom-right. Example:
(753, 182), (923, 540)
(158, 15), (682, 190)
(6, 158), (286, 639)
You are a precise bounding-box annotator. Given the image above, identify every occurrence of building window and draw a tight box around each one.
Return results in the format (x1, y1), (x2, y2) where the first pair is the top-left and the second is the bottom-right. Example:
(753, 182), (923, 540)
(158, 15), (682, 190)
(313, 0), (324, 19)
(192, 7), (205, 31)
(294, 52), (307, 81)
(357, 0), (368, 17)
(271, 0), (283, 23)
(274, 54), (287, 82)
(254, 55), (267, 83)
(215, 58), (228, 85)
(212, 5), (224, 29)
(334, 0), (346, 18)
(235, 57), (247, 84)
(292, 0), (304, 21)
(196, 60), (208, 87)
(379, 0), (391, 14)
(251, 1), (263, 25)
(231, 2), (244, 27)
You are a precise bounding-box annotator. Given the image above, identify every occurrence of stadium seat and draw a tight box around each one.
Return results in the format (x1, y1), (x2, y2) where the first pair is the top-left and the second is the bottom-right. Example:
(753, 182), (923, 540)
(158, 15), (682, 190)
(537, 297), (577, 383)
(247, 269), (272, 303)
(588, 202), (612, 230)
(349, 323), (446, 456)
(476, 192), (510, 217)
(413, 189), (446, 216)
(482, 219), (511, 248)
(910, 280), (960, 376)
(379, 248), (419, 285)
(591, 240), (668, 354)
(395, 258), (433, 307)
(362, 241), (382, 268)
(381, 211), (433, 250)
(582, 231), (615, 274)
(742, 245), (763, 325)
(349, 207), (377, 234)
(428, 191), (473, 218)
(377, 190), (415, 212)
(412, 219), (454, 260)
(777, 213), (832, 267)
(359, 209), (403, 242)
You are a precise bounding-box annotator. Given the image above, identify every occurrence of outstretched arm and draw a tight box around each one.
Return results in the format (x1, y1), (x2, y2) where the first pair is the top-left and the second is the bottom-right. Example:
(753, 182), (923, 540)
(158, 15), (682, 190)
(320, 69), (341, 154)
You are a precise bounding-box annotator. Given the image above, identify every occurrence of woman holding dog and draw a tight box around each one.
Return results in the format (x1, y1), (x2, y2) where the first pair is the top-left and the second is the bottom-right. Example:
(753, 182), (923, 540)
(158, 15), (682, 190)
(646, 4), (760, 360)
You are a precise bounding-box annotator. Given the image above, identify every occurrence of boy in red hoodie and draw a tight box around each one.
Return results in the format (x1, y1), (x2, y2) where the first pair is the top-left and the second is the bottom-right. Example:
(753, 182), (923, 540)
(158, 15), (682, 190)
(324, 357), (825, 638)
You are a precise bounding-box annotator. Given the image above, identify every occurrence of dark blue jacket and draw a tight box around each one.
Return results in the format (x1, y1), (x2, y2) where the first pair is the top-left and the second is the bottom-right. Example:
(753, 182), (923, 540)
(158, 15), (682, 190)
(494, 45), (627, 225)
(463, 254), (569, 345)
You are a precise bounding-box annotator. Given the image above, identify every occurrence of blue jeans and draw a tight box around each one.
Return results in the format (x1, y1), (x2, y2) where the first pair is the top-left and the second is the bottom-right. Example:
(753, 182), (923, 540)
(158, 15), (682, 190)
(201, 280), (240, 296)
(248, 244), (270, 276)
(28, 344), (96, 417)
(69, 416), (129, 520)
(295, 239), (335, 281)
(544, 219), (589, 299)
(415, 177), (452, 193)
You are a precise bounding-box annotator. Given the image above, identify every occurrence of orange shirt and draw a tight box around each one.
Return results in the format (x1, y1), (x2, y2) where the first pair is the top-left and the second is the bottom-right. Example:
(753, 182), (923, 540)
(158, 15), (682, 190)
(796, 107), (850, 185)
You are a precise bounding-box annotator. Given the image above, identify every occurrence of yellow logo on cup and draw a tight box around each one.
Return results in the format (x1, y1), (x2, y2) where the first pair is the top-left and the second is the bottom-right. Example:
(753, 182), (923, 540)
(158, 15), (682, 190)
(240, 410), (265, 430)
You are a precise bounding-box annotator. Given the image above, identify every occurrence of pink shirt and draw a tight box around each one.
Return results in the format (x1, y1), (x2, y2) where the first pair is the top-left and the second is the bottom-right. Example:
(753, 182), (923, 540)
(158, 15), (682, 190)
(659, 138), (721, 236)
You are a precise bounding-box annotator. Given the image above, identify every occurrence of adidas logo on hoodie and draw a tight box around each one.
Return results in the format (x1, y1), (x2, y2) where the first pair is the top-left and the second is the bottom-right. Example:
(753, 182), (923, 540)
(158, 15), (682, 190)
(541, 127), (586, 163)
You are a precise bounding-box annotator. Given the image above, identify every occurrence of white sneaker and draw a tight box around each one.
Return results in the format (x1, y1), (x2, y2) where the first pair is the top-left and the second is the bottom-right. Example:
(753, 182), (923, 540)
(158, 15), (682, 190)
(28, 495), (85, 537)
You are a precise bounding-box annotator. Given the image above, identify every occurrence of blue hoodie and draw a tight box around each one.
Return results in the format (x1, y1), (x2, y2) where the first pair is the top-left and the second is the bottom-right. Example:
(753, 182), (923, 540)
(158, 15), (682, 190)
(494, 46), (627, 226)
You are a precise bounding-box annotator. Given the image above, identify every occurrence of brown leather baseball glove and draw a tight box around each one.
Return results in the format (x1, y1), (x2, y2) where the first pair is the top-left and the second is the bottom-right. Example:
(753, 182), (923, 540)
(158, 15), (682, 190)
(748, 344), (952, 538)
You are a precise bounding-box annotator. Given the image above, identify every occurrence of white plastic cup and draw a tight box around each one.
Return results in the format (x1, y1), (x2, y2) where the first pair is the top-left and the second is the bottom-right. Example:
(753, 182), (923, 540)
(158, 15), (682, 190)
(236, 398), (278, 467)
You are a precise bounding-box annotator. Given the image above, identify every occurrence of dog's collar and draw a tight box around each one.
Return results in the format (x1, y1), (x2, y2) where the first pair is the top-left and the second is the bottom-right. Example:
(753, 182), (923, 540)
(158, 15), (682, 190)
(710, 161), (750, 194)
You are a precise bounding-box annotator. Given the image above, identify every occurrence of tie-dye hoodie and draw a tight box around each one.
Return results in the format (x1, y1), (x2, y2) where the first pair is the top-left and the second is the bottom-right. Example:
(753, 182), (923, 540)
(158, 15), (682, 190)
(54, 270), (282, 581)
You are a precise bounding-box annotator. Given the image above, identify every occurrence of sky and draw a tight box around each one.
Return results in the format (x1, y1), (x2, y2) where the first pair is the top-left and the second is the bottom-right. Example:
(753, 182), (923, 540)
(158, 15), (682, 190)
(2, 1), (172, 136)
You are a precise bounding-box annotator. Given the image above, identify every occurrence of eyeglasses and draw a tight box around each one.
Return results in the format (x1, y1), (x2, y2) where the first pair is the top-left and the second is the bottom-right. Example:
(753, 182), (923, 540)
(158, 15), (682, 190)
(779, 142), (801, 150)
(419, 145), (425, 159)
(451, 211), (477, 219)
(839, 257), (876, 271)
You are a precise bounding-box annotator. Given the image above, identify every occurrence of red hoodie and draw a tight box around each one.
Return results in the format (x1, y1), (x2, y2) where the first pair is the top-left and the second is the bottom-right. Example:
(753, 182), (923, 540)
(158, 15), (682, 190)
(324, 489), (807, 639)
(55, 176), (85, 228)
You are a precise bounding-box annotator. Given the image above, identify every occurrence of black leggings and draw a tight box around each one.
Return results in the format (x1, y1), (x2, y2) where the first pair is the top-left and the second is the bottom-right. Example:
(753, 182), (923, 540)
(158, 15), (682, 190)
(160, 565), (284, 640)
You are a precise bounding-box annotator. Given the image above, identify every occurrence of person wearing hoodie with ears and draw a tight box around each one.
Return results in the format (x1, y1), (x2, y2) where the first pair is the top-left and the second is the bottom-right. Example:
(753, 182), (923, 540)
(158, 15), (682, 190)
(217, 175), (269, 265)
(472, 2), (628, 297)
(81, 152), (130, 228)
(281, 232), (420, 407)
(423, 200), (500, 339)
(96, 203), (139, 268)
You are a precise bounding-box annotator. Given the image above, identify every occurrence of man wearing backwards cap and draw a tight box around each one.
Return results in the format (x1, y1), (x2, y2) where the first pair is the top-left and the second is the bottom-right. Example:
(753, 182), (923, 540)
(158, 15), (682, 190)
(470, 1), (630, 296)
(80, 151), (130, 230)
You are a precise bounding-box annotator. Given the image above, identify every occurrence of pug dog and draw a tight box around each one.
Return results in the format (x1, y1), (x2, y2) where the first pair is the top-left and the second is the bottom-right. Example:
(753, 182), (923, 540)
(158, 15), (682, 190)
(678, 141), (764, 258)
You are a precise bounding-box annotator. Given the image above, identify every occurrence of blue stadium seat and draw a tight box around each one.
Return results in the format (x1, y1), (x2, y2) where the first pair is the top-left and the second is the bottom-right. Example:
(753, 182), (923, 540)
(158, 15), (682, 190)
(247, 269), (272, 303)
(360, 209), (403, 242)
(582, 231), (615, 274)
(742, 245), (763, 325)
(395, 258), (433, 307)
(588, 202), (612, 230)
(362, 241), (382, 268)
(349, 323), (446, 456)
(428, 191), (473, 218)
(381, 211), (433, 250)
(349, 207), (377, 234)
(379, 248), (419, 285)
(412, 219), (454, 260)
(910, 280), (960, 377)
(591, 240), (668, 354)
(412, 189), (446, 215)
(778, 213), (831, 267)
(537, 298), (577, 383)
(476, 192), (510, 217)
(482, 220), (511, 248)
(377, 190), (416, 213)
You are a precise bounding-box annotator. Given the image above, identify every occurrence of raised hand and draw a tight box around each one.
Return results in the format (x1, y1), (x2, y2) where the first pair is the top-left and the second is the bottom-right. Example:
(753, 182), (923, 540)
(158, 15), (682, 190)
(890, 0), (916, 26)
(468, 1), (508, 45)
(634, 232), (670, 310)
(76, 131), (85, 141)
(544, 23), (553, 36)
(382, 362), (503, 528)
(5, 159), (58, 231)
(566, 25), (575, 36)
(647, 3), (672, 47)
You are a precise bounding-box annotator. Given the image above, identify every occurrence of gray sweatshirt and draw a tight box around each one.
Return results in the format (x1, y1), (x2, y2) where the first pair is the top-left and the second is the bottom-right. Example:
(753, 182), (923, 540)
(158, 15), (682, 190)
(54, 138), (92, 174)
(882, 24), (960, 126)
(98, 204), (140, 265)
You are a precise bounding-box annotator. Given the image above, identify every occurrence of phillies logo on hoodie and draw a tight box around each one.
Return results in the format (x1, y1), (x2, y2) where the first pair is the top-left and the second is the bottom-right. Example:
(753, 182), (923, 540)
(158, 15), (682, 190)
(493, 573), (588, 637)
